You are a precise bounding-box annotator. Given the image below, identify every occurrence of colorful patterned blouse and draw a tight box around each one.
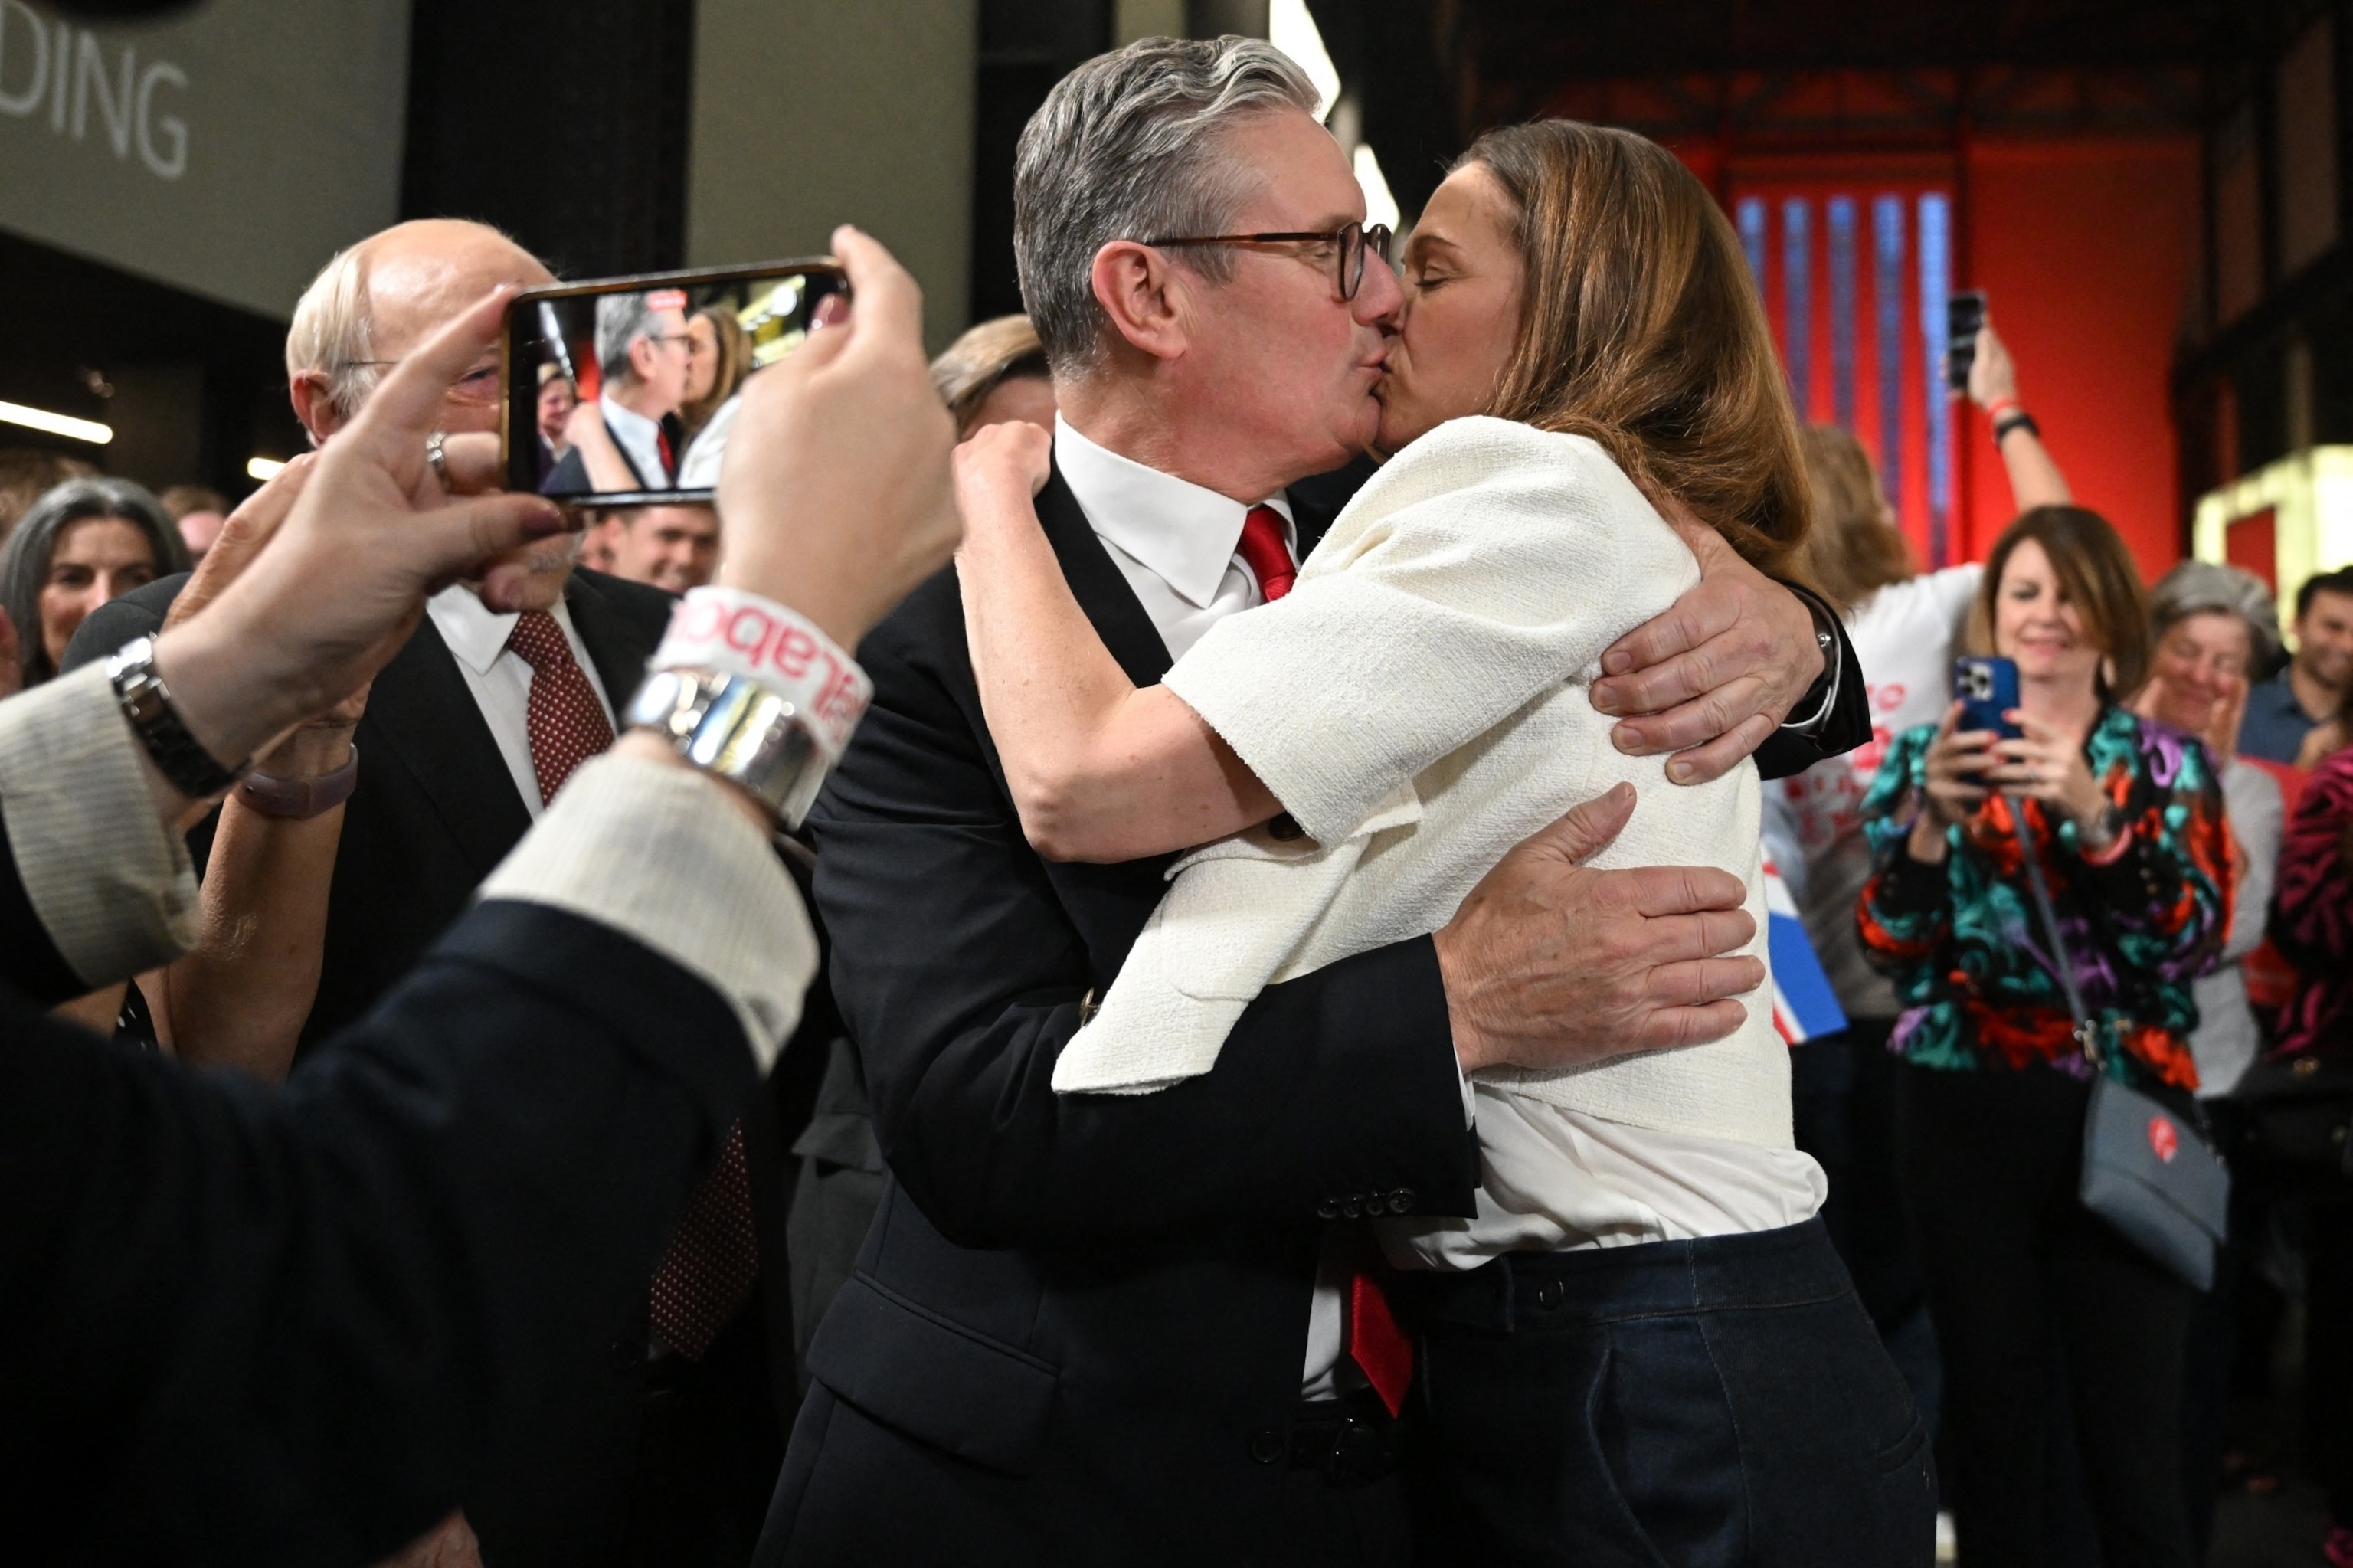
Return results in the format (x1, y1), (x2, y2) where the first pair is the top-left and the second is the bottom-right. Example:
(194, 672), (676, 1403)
(1857, 705), (2230, 1091)
(2271, 745), (2353, 1059)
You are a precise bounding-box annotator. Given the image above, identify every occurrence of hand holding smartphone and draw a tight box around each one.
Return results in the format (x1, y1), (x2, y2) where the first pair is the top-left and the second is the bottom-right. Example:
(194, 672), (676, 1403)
(1945, 290), (1986, 393)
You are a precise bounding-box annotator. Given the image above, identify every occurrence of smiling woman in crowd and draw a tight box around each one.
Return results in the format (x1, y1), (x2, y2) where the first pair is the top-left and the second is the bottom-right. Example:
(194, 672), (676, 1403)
(0, 476), (189, 695)
(1859, 504), (2229, 1568)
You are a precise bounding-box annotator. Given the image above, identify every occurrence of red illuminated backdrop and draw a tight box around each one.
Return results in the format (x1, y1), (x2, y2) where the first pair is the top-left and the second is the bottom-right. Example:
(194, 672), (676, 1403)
(1666, 135), (2199, 578)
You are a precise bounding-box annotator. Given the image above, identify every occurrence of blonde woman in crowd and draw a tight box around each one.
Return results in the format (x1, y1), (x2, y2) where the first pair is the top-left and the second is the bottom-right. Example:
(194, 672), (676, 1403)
(931, 313), (1055, 437)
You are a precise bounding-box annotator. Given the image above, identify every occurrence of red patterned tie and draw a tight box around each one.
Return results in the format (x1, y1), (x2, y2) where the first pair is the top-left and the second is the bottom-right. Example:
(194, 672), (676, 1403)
(1235, 504), (1296, 602)
(1235, 511), (1410, 1409)
(503, 611), (615, 804)
(506, 611), (759, 1359)
(648, 1123), (761, 1360)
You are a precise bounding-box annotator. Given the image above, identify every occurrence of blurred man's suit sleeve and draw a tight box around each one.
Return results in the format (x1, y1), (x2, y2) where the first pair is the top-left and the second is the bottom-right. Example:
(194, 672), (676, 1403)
(0, 663), (201, 1000)
(0, 667), (818, 1566)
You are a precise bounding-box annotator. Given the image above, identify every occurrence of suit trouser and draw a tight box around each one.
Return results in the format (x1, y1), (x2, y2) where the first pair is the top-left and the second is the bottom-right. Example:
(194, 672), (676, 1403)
(1896, 1060), (2195, 1568)
(1395, 1216), (1936, 1568)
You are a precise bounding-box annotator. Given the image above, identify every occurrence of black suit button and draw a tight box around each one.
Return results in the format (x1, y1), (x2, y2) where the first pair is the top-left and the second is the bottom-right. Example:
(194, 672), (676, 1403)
(1388, 1189), (1415, 1213)
(1536, 1280), (1566, 1311)
(1316, 1200), (1340, 1220)
(1248, 1427), (1286, 1465)
(609, 1336), (646, 1371)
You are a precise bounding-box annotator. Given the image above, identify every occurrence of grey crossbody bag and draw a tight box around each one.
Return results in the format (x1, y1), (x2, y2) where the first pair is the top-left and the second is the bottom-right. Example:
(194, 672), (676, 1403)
(2014, 808), (2229, 1291)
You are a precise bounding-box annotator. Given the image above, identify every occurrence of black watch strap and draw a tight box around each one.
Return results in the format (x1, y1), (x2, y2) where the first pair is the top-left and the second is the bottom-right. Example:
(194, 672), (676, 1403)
(105, 637), (247, 797)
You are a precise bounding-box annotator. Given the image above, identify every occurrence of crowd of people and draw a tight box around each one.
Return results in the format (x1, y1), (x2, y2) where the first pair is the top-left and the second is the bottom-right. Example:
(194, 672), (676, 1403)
(1766, 322), (2353, 1566)
(0, 29), (2346, 1568)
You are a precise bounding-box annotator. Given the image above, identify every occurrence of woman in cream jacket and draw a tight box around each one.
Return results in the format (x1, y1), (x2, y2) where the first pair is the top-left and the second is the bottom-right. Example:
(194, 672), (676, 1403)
(952, 121), (1932, 1564)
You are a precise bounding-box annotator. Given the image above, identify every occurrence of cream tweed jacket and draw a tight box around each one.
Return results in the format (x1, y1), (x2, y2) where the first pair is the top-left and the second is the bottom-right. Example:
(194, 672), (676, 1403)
(1049, 416), (1791, 1150)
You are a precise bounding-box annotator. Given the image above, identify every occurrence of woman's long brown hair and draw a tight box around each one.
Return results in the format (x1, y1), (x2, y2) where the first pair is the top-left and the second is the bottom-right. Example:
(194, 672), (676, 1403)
(1466, 120), (1813, 584)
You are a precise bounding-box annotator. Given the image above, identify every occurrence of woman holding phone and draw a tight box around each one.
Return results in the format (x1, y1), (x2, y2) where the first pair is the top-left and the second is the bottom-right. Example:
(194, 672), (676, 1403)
(1857, 505), (2229, 1568)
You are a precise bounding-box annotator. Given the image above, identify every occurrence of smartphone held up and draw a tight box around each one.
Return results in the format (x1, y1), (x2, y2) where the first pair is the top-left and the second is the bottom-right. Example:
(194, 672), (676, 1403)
(1944, 290), (1986, 393)
(1953, 655), (2022, 741)
(502, 260), (850, 508)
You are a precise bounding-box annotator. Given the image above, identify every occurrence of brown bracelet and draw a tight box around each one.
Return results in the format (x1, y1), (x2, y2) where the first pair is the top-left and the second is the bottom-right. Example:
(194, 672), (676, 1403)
(236, 746), (358, 820)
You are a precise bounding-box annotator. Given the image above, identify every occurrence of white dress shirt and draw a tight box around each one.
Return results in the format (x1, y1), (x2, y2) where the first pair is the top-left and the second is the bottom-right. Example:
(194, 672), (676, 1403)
(601, 392), (673, 489)
(1054, 414), (1356, 1397)
(426, 584), (618, 817)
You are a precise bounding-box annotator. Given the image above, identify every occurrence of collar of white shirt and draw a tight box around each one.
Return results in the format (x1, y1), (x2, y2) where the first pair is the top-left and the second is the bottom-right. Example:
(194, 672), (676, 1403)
(600, 391), (672, 488)
(427, 582), (592, 683)
(1052, 413), (1294, 608)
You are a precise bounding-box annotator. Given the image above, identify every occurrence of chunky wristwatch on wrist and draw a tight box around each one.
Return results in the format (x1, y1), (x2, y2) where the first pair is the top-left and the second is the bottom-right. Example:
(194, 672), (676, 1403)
(624, 666), (833, 827)
(105, 637), (249, 798)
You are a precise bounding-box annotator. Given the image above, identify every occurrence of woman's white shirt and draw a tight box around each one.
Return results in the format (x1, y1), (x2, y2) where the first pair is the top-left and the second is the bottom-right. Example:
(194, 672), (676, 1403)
(1055, 416), (1823, 1267)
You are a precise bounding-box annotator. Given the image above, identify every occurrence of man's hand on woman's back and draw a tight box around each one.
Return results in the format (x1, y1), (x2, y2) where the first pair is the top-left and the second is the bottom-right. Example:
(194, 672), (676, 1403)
(1436, 781), (1762, 1074)
(1589, 508), (1826, 786)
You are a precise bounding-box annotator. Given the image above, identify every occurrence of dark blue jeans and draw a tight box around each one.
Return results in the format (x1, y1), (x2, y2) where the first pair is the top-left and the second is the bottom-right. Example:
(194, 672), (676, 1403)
(1396, 1218), (1936, 1567)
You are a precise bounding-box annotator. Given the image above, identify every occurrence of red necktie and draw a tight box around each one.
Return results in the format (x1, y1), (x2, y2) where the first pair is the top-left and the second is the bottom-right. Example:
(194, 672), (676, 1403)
(1235, 504), (1296, 602)
(1235, 511), (1412, 1409)
(656, 424), (676, 481)
(1350, 1268), (1413, 1418)
(504, 611), (616, 805)
(506, 611), (758, 1358)
(648, 1123), (761, 1360)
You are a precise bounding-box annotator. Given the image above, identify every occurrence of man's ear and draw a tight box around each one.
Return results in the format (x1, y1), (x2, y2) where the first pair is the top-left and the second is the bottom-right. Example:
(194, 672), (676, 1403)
(289, 371), (343, 447)
(1090, 241), (1192, 362)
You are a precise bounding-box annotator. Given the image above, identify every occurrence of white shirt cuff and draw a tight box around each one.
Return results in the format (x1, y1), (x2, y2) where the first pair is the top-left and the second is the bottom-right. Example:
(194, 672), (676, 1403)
(0, 662), (198, 987)
(476, 752), (818, 1073)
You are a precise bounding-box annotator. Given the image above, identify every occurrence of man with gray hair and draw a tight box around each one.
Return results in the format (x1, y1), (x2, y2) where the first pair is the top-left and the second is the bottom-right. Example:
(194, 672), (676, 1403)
(766, 35), (1865, 1565)
(544, 288), (695, 493)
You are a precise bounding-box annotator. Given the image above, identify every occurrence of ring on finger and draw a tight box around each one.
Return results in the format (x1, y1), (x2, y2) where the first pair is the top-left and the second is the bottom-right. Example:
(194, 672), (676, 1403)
(427, 430), (449, 488)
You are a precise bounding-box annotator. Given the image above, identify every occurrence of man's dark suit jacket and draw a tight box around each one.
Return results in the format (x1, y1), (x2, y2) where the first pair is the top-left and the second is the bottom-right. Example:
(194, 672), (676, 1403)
(764, 465), (1869, 1564)
(66, 567), (823, 1567)
(0, 804), (753, 1568)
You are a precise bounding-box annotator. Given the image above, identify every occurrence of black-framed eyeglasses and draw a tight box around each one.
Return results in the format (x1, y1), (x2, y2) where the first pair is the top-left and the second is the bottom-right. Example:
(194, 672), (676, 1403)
(1140, 221), (1394, 301)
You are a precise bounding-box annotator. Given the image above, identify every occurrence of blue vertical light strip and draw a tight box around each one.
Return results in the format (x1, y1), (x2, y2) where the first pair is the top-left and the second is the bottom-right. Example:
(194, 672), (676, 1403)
(1917, 192), (1953, 568)
(1736, 196), (1768, 294)
(1873, 195), (1906, 515)
(1828, 196), (1857, 430)
(1782, 198), (1811, 413)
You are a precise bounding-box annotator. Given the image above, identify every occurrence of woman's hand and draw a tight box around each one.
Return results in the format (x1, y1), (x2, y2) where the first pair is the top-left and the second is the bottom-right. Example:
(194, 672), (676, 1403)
(1988, 709), (2106, 830)
(954, 417), (1054, 548)
(1966, 322), (2019, 411)
(1908, 702), (1998, 861)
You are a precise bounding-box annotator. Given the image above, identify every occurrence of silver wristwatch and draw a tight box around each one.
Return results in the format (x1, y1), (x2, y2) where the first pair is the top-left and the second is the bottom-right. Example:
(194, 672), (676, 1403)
(624, 666), (833, 827)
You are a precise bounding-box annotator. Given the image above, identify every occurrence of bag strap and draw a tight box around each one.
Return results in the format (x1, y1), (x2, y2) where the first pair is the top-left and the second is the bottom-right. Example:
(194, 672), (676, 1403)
(2009, 800), (2099, 1066)
(2014, 794), (2220, 1145)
